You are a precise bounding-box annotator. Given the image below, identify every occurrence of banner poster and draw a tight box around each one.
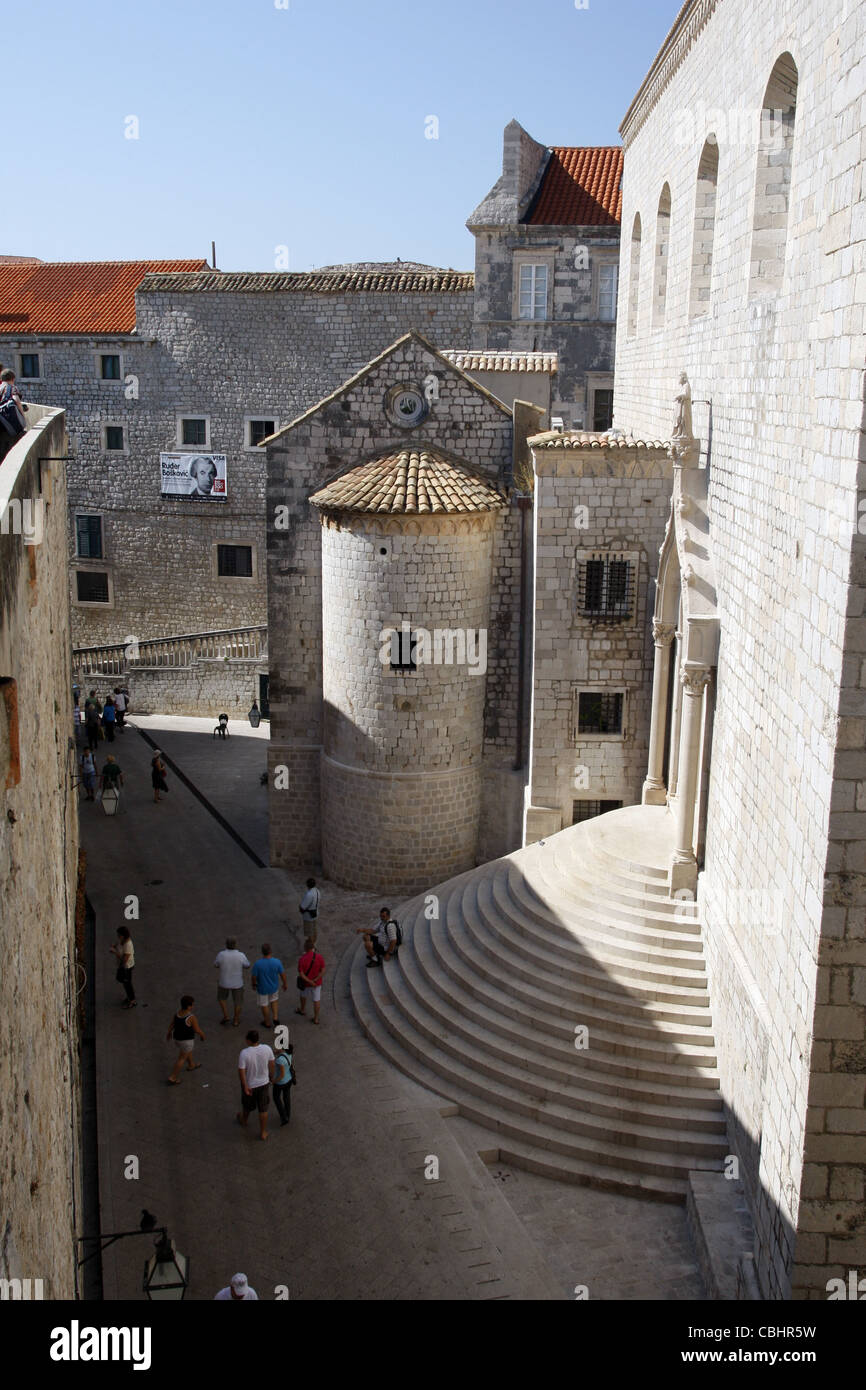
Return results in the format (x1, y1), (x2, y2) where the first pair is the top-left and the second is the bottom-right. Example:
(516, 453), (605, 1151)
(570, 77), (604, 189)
(160, 453), (227, 500)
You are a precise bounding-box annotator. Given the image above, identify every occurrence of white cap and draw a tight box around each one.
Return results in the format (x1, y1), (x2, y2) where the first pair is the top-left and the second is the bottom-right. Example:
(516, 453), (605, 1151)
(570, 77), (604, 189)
(230, 1273), (249, 1296)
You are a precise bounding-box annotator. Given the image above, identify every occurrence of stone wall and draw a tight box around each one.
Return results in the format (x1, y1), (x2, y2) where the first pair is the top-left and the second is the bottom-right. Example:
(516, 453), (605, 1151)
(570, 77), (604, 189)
(266, 333), (520, 875)
(527, 440), (672, 840)
(1, 277), (474, 657)
(471, 225), (618, 427)
(0, 405), (82, 1298)
(73, 660), (267, 720)
(614, 0), (866, 1298)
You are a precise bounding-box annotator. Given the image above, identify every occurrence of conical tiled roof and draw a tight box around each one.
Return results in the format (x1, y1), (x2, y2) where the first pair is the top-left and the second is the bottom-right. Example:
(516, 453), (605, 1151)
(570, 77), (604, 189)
(310, 447), (506, 516)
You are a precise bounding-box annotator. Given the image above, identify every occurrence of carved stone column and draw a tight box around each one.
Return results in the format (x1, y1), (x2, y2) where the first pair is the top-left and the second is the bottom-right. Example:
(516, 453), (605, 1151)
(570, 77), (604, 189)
(642, 621), (676, 805)
(667, 628), (683, 798)
(669, 663), (711, 895)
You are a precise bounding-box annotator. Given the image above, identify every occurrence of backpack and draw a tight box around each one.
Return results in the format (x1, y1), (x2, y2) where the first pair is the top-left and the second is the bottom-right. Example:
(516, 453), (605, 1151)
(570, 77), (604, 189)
(392, 920), (402, 948)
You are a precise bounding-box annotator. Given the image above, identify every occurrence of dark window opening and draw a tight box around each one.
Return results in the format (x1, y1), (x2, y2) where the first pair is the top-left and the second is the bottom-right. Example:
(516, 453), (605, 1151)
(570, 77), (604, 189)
(390, 628), (417, 672)
(75, 515), (103, 560)
(20, 353), (40, 379)
(217, 544), (253, 578)
(100, 355), (121, 380)
(76, 571), (109, 604)
(578, 691), (624, 735)
(104, 426), (124, 451)
(181, 418), (207, 446)
(593, 389), (614, 432)
(248, 419), (275, 447)
(572, 799), (623, 824)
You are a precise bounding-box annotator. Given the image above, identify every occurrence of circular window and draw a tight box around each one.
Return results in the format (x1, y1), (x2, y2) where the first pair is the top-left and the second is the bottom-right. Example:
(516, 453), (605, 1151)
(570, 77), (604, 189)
(386, 384), (428, 428)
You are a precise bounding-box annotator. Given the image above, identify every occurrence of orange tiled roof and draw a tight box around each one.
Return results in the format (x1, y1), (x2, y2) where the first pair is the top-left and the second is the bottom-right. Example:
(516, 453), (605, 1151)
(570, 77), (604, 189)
(527, 147), (623, 226)
(310, 447), (506, 516)
(0, 259), (208, 334)
(529, 430), (668, 451)
(139, 267), (474, 295)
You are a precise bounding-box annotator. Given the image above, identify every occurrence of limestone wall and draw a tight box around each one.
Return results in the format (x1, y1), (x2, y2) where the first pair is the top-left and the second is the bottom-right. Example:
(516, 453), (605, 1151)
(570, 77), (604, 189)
(471, 225), (618, 425)
(527, 444), (672, 839)
(1, 281), (473, 654)
(320, 514), (494, 892)
(614, 0), (866, 1297)
(0, 405), (82, 1298)
(266, 333), (518, 874)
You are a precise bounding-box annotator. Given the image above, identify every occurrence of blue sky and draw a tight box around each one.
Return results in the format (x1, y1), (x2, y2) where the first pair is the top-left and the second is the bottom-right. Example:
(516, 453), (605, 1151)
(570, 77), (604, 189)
(8, 0), (680, 272)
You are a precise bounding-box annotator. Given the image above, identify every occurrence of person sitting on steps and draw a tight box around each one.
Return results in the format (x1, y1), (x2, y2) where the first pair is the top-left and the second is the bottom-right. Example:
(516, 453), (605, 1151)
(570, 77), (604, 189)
(357, 907), (400, 968)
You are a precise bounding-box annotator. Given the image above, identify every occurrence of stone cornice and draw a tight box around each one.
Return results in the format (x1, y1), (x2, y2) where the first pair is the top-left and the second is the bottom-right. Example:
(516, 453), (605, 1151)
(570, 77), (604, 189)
(619, 0), (721, 149)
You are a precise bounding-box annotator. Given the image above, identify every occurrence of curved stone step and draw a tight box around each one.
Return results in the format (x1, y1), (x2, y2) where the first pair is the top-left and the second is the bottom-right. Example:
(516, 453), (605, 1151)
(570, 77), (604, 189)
(494, 867), (709, 986)
(408, 916), (725, 1126)
(352, 946), (725, 1193)
(525, 848), (705, 943)
(471, 873), (713, 1016)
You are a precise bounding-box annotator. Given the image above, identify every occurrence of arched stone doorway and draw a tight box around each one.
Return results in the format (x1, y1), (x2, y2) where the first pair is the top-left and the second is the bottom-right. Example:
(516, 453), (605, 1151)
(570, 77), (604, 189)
(641, 377), (719, 895)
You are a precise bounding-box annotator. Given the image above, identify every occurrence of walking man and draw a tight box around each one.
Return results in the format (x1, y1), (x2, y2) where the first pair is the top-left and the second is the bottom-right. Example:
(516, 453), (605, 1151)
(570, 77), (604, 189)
(273, 1040), (296, 1127)
(251, 943), (286, 1030)
(236, 1029), (275, 1141)
(214, 936), (251, 1027)
(84, 698), (101, 752)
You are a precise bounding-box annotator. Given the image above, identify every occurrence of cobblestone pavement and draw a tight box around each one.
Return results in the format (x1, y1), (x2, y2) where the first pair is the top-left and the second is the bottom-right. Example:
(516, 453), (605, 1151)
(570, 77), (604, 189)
(80, 716), (704, 1301)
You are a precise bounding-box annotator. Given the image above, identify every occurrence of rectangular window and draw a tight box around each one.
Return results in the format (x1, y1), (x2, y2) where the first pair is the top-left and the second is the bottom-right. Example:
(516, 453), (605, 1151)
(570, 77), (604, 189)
(577, 555), (634, 620)
(592, 389), (614, 432)
(75, 515), (103, 559)
(598, 264), (618, 321)
(181, 417), (208, 446)
(76, 570), (110, 604)
(19, 353), (40, 379)
(217, 544), (253, 578)
(248, 419), (276, 448)
(104, 425), (124, 451)
(572, 799), (623, 824)
(518, 264), (548, 320)
(100, 354), (121, 380)
(578, 691), (624, 735)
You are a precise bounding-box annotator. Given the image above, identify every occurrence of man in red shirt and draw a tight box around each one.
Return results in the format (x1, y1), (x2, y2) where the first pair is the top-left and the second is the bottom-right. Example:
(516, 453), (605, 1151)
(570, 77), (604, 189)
(295, 938), (325, 1025)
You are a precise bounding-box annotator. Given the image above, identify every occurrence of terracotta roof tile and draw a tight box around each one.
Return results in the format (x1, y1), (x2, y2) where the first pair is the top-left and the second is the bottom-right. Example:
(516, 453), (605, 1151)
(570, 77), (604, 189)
(139, 268), (474, 295)
(0, 259), (208, 334)
(526, 147), (623, 226)
(530, 430), (668, 451)
(310, 447), (506, 516)
(441, 350), (558, 374)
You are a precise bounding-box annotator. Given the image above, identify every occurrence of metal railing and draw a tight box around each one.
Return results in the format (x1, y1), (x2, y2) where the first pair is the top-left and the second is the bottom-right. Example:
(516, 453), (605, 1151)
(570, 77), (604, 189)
(72, 624), (267, 676)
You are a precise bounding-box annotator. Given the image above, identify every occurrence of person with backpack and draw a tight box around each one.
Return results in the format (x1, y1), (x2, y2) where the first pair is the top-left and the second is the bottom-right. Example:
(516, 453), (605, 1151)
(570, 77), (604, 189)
(272, 1040), (296, 1126)
(298, 878), (320, 942)
(294, 938), (325, 1024)
(357, 907), (401, 969)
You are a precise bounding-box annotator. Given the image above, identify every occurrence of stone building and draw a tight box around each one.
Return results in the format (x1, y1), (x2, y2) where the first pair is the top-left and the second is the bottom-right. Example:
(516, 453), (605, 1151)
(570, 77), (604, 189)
(0, 403), (84, 1297)
(607, 0), (866, 1301)
(0, 259), (475, 714)
(468, 121), (622, 431)
(265, 331), (541, 886)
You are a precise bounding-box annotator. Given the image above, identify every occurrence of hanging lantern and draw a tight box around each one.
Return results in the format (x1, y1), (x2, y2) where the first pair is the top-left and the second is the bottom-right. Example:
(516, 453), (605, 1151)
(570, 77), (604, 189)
(101, 786), (120, 816)
(143, 1233), (189, 1300)
(248, 701), (261, 728)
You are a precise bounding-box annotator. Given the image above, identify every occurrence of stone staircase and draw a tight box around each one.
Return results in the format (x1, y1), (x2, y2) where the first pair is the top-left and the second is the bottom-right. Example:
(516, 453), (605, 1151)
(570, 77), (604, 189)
(350, 804), (729, 1203)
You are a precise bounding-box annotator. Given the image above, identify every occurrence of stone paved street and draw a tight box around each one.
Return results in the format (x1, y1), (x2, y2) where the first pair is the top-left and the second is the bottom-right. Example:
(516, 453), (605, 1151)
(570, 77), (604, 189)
(80, 716), (704, 1300)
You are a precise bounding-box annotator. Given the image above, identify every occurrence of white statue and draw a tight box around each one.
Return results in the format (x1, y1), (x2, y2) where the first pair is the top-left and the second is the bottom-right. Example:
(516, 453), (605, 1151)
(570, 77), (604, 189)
(673, 372), (693, 440)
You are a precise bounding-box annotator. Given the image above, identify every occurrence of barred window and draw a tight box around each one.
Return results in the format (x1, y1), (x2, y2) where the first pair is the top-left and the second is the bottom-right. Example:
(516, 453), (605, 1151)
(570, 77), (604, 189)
(577, 692), (623, 735)
(577, 556), (634, 620)
(572, 799), (623, 824)
(76, 571), (110, 604)
(181, 417), (208, 446)
(248, 419), (275, 448)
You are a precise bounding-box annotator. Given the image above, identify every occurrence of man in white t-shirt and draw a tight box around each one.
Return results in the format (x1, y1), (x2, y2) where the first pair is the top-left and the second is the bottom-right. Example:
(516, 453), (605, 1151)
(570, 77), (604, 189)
(214, 1272), (258, 1301)
(299, 877), (320, 941)
(214, 936), (251, 1027)
(357, 907), (399, 968)
(236, 1030), (275, 1141)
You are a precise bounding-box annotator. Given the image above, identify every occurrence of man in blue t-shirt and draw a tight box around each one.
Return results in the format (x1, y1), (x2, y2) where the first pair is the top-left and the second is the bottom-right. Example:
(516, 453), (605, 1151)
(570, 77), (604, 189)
(250, 943), (287, 1030)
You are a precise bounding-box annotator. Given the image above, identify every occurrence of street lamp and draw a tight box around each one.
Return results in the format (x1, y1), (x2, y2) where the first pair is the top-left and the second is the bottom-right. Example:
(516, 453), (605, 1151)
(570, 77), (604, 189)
(101, 786), (120, 816)
(143, 1232), (190, 1301)
(77, 1213), (189, 1300)
(248, 700), (261, 728)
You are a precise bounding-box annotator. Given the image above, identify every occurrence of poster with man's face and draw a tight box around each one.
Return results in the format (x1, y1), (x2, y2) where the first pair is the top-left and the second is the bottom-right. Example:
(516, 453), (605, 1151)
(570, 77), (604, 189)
(160, 453), (228, 500)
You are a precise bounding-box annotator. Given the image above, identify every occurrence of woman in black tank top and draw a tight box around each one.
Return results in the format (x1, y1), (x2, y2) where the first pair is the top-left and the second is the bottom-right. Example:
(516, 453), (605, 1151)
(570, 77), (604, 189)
(166, 994), (205, 1084)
